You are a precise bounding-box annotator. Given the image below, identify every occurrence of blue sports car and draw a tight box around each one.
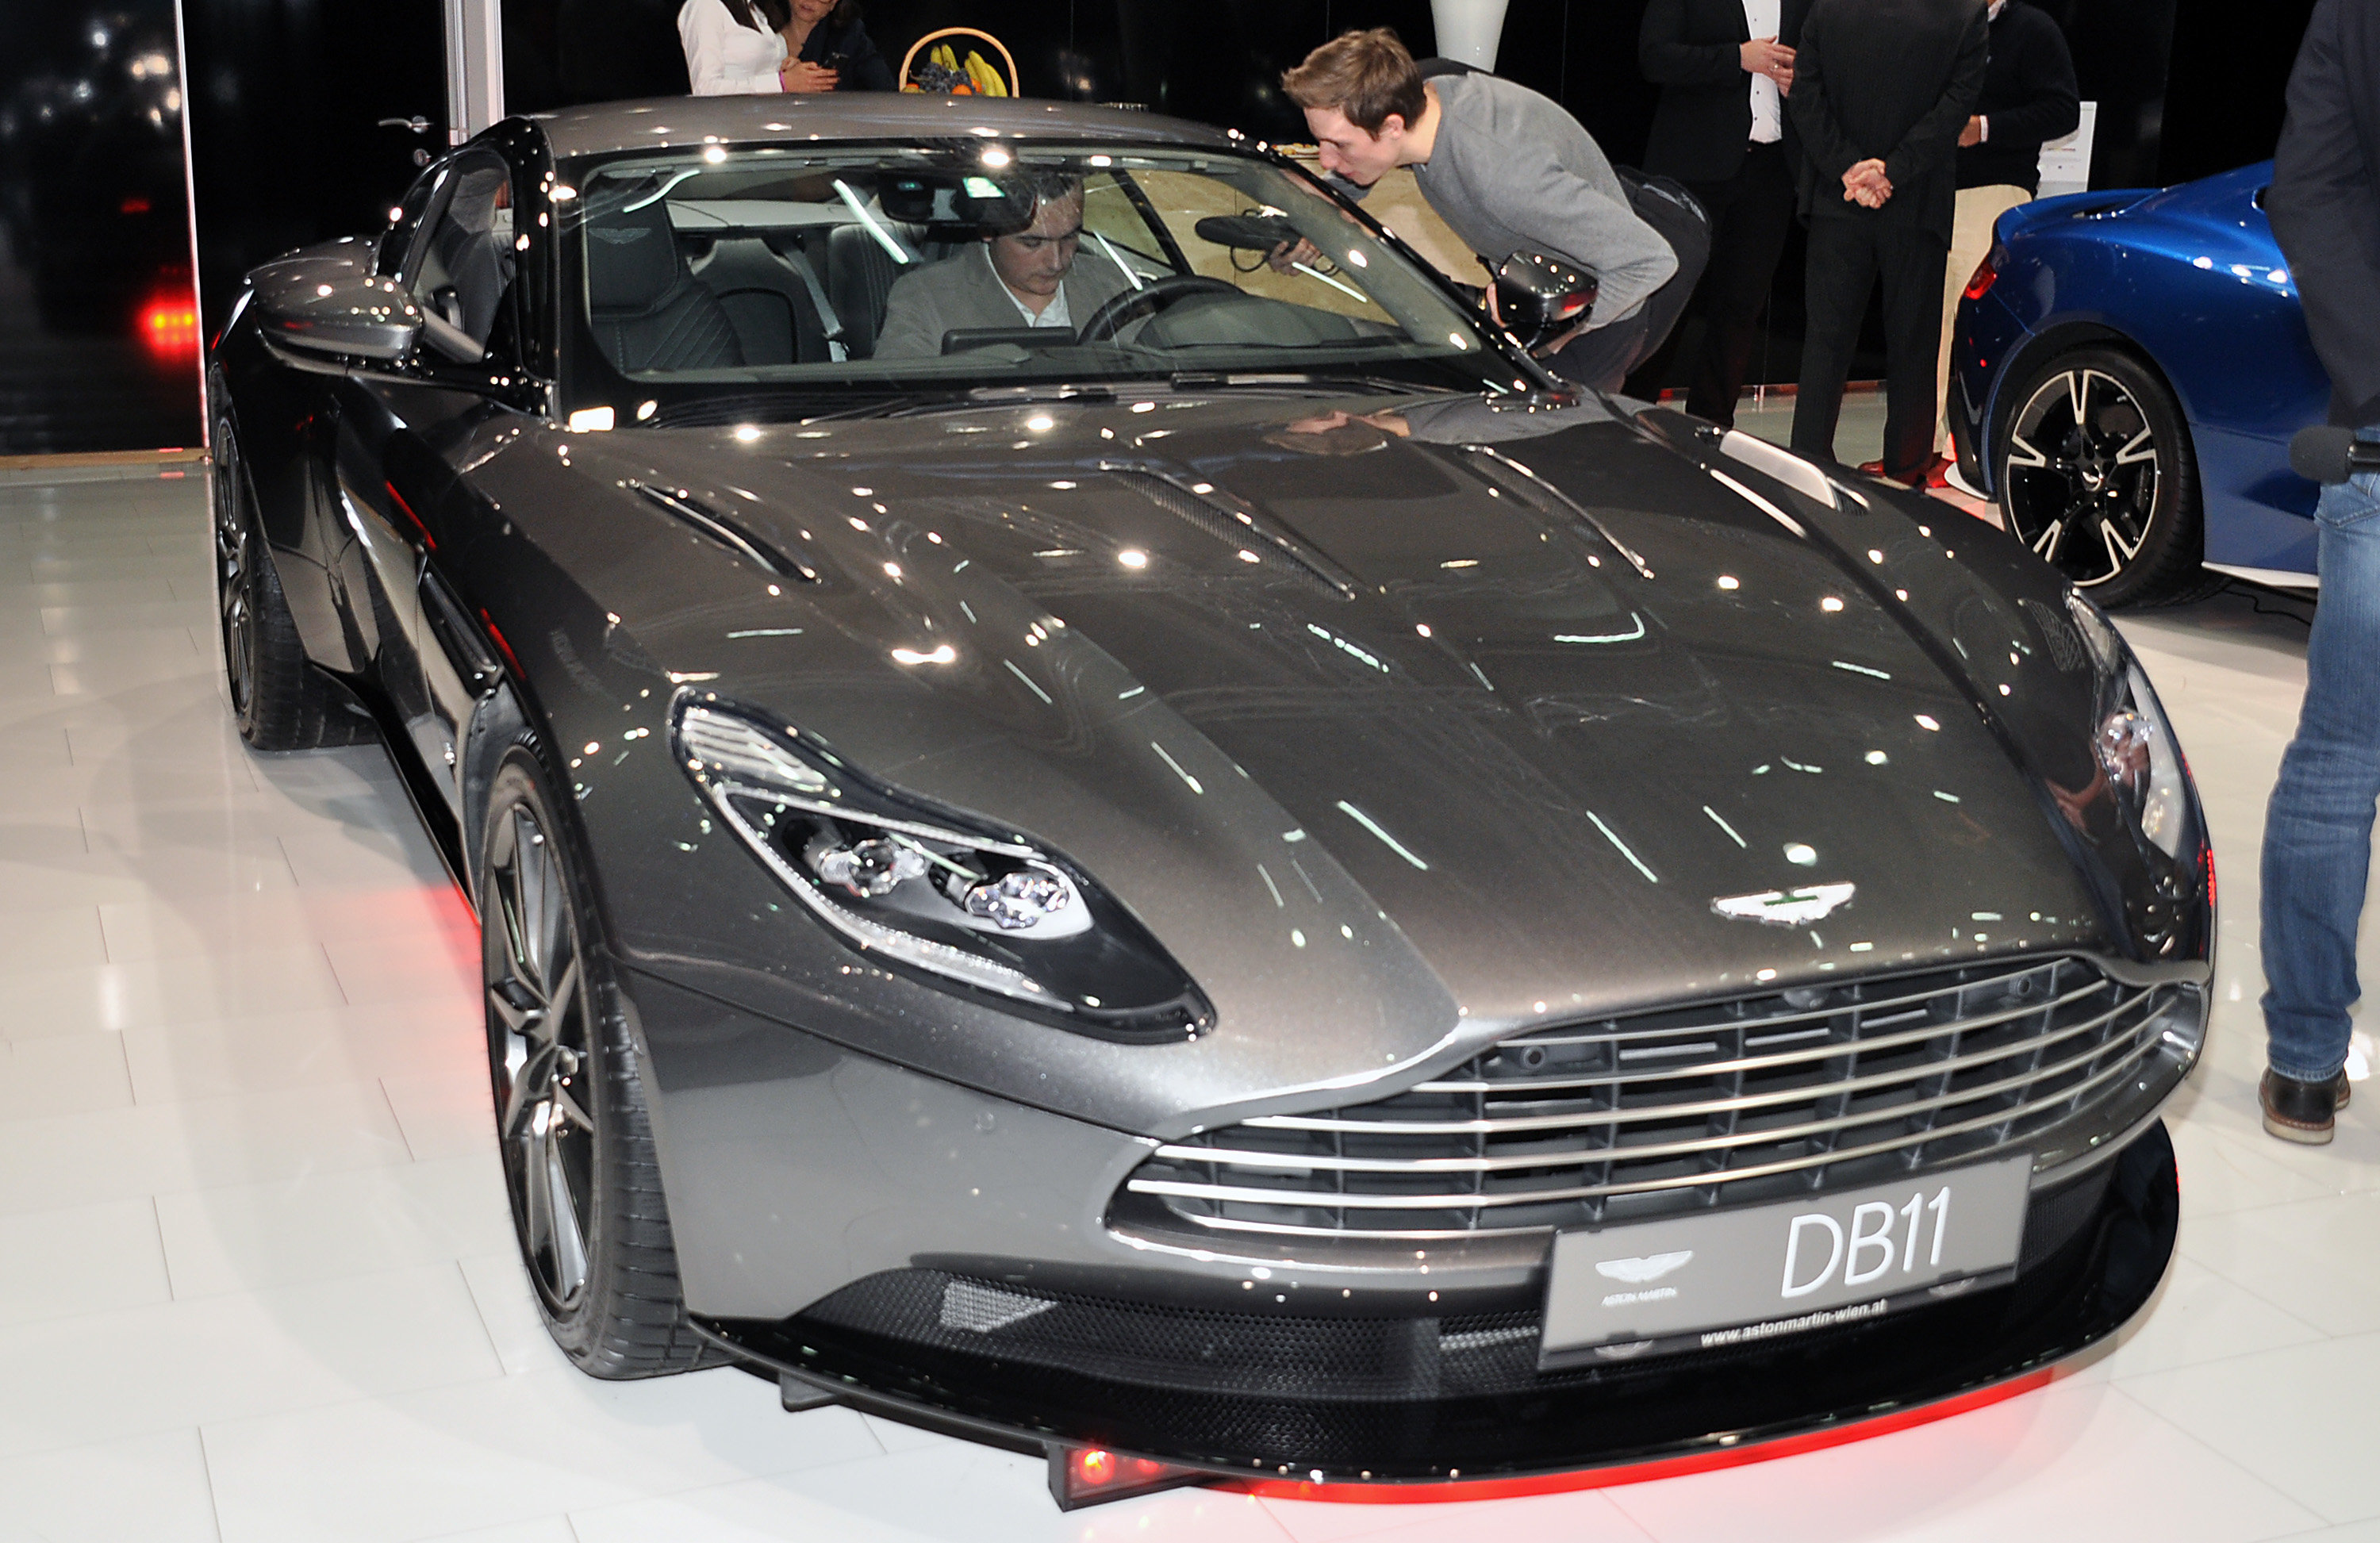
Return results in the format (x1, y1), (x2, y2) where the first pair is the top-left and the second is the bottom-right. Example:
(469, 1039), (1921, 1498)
(1948, 162), (2328, 606)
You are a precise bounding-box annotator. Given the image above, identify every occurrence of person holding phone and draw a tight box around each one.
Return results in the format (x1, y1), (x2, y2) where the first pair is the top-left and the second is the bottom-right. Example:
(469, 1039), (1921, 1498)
(782, 0), (895, 93)
(679, 0), (889, 94)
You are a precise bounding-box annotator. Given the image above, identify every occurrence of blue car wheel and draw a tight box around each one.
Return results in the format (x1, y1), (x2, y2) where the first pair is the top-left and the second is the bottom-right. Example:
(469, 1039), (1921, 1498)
(1997, 345), (2216, 608)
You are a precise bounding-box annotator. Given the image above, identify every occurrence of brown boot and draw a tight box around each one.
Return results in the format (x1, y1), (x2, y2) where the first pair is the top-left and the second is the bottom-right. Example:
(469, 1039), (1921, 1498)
(2261, 1069), (2351, 1144)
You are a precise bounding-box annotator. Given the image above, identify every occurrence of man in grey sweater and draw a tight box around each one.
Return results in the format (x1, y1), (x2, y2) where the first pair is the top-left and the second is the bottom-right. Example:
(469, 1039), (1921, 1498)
(1284, 29), (1683, 392)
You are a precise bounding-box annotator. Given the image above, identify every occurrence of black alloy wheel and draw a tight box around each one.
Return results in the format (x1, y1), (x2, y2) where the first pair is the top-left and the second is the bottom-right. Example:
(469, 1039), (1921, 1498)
(481, 747), (717, 1377)
(209, 386), (370, 750)
(209, 416), (260, 730)
(1997, 346), (2212, 608)
(485, 785), (598, 1312)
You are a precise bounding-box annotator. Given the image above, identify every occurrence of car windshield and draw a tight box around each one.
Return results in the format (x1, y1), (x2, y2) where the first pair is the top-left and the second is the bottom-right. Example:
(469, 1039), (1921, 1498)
(557, 142), (1522, 419)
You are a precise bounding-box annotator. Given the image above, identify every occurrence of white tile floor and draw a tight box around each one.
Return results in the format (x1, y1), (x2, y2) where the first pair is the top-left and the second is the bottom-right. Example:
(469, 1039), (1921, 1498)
(0, 462), (2367, 1543)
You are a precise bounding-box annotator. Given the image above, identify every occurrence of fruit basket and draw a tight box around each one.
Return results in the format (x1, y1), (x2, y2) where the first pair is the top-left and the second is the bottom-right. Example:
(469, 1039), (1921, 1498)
(899, 28), (1016, 97)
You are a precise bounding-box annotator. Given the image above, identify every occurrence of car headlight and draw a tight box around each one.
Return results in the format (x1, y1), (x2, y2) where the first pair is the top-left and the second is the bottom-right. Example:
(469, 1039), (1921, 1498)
(2068, 593), (2191, 860)
(671, 698), (1211, 1042)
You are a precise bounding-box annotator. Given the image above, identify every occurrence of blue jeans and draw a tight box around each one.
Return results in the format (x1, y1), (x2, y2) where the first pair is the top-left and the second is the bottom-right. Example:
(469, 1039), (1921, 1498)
(2263, 428), (2380, 1080)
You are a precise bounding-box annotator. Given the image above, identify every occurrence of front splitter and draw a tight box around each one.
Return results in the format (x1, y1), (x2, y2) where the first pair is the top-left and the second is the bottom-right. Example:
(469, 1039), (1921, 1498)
(696, 1121), (2177, 1493)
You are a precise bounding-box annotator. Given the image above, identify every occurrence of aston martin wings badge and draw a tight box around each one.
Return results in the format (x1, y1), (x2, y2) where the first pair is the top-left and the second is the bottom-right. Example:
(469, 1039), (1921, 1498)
(1710, 882), (1856, 926)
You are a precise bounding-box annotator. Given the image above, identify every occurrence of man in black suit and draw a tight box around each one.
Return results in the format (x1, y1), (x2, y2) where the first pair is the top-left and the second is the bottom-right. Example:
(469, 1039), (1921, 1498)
(1787, 0), (1988, 484)
(2255, 0), (2380, 1145)
(1628, 0), (1809, 425)
(1933, 0), (2079, 470)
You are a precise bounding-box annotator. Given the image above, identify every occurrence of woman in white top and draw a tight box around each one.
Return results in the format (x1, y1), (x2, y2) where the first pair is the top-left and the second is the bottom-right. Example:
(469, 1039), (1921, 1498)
(679, 0), (840, 95)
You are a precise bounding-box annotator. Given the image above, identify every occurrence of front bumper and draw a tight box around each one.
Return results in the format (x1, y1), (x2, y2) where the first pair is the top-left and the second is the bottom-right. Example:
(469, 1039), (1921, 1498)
(697, 1119), (2178, 1484)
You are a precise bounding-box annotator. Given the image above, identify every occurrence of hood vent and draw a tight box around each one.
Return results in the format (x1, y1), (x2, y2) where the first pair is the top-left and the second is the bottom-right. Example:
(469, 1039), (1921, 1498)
(628, 482), (816, 582)
(1100, 463), (1355, 599)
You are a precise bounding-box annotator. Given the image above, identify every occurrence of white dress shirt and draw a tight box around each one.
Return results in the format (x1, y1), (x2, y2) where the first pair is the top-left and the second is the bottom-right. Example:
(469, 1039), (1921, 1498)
(987, 246), (1073, 328)
(680, 0), (786, 95)
(1743, 0), (1783, 144)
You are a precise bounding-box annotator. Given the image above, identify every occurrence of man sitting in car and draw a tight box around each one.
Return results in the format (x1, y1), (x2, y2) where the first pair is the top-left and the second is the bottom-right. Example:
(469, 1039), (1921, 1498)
(873, 171), (1134, 358)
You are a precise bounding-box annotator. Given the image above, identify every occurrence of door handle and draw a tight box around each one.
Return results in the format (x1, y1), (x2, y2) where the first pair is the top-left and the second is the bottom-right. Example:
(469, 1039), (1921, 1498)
(377, 116), (433, 134)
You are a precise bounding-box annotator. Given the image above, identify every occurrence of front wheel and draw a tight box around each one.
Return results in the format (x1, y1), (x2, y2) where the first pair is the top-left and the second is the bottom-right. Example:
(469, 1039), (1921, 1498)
(1996, 346), (2216, 608)
(482, 746), (716, 1377)
(210, 396), (370, 749)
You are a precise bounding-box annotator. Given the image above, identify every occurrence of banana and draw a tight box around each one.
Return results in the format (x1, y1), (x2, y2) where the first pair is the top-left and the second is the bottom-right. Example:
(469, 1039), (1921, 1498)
(980, 54), (1008, 96)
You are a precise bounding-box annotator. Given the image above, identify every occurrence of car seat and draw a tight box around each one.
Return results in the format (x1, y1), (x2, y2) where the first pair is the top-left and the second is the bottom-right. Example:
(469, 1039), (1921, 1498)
(691, 237), (831, 365)
(827, 219), (957, 359)
(585, 191), (744, 374)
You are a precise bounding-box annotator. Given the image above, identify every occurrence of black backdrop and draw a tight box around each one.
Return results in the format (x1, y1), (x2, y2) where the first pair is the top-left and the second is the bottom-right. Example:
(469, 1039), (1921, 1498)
(0, 2), (203, 453)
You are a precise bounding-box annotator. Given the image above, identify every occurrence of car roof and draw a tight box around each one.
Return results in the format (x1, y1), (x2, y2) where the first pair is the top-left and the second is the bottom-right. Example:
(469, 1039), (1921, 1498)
(526, 94), (1246, 161)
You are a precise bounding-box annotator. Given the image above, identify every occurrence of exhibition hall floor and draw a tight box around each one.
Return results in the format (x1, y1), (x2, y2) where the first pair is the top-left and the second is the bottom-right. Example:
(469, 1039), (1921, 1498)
(2, 463), (2373, 1543)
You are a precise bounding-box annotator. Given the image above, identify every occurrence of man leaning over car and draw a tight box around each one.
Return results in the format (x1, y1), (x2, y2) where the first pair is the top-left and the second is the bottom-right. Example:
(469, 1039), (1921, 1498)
(2257, 0), (2380, 1145)
(1281, 28), (1686, 393)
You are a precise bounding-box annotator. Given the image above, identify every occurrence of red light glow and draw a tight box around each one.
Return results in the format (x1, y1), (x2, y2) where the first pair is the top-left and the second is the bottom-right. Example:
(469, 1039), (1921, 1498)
(1963, 256), (1998, 302)
(142, 293), (199, 358)
(120, 194), (152, 215)
(1074, 1449), (1116, 1486)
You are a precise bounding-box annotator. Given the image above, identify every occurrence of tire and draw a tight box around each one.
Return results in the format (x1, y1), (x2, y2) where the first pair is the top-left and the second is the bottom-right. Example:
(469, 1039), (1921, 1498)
(1995, 346), (2221, 608)
(482, 745), (718, 1378)
(210, 400), (372, 750)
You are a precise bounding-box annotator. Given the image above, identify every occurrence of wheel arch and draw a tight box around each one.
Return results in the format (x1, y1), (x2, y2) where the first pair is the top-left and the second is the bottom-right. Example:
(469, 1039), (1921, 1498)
(1983, 320), (2199, 500)
(459, 679), (532, 914)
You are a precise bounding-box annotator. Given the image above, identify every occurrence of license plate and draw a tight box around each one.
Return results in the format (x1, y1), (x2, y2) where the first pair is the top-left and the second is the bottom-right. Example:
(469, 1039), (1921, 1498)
(1538, 1151), (2033, 1368)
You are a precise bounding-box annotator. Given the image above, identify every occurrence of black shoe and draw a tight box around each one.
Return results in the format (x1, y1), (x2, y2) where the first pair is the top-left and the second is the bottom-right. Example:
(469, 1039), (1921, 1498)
(2261, 1069), (2351, 1145)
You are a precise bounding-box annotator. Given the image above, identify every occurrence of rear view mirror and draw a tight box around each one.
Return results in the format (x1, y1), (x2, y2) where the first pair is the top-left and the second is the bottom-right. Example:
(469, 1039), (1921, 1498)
(256, 267), (423, 360)
(1488, 250), (1599, 351)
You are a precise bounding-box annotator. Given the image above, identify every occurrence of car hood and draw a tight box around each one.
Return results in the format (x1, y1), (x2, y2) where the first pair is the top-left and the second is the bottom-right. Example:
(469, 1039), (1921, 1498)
(494, 391), (2123, 1126)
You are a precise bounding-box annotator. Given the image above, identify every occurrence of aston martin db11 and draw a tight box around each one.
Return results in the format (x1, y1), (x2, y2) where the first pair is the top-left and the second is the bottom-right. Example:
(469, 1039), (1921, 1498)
(207, 94), (2207, 1505)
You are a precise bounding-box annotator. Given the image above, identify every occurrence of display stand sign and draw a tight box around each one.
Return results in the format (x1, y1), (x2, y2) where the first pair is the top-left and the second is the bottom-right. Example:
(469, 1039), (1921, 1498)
(2037, 101), (2098, 199)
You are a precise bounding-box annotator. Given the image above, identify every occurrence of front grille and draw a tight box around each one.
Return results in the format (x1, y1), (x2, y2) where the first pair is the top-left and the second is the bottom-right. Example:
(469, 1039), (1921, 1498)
(1125, 956), (2181, 1242)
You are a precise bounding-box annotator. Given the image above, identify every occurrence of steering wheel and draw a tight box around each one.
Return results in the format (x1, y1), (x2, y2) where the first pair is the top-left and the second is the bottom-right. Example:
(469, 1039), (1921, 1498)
(1076, 274), (1242, 345)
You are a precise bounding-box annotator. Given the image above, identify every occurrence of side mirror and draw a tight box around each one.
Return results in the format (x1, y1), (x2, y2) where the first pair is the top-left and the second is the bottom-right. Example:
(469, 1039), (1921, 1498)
(256, 268), (423, 360)
(1488, 250), (1599, 351)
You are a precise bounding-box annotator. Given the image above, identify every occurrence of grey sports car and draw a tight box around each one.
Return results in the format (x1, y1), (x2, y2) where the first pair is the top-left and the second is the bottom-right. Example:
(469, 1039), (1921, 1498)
(207, 94), (2208, 1506)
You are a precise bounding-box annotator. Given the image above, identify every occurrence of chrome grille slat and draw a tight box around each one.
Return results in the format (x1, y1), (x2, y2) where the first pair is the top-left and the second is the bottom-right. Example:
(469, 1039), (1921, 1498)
(1120, 957), (2184, 1243)
(1154, 1005), (2157, 1175)
(1250, 988), (2145, 1137)
(1403, 976), (2109, 1095)
(1128, 1027), (2163, 1213)
(1491, 962), (2050, 1050)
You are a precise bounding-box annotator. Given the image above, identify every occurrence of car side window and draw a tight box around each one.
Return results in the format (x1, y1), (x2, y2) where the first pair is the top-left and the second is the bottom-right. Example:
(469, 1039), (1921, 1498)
(406, 152), (521, 360)
(376, 167), (447, 280)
